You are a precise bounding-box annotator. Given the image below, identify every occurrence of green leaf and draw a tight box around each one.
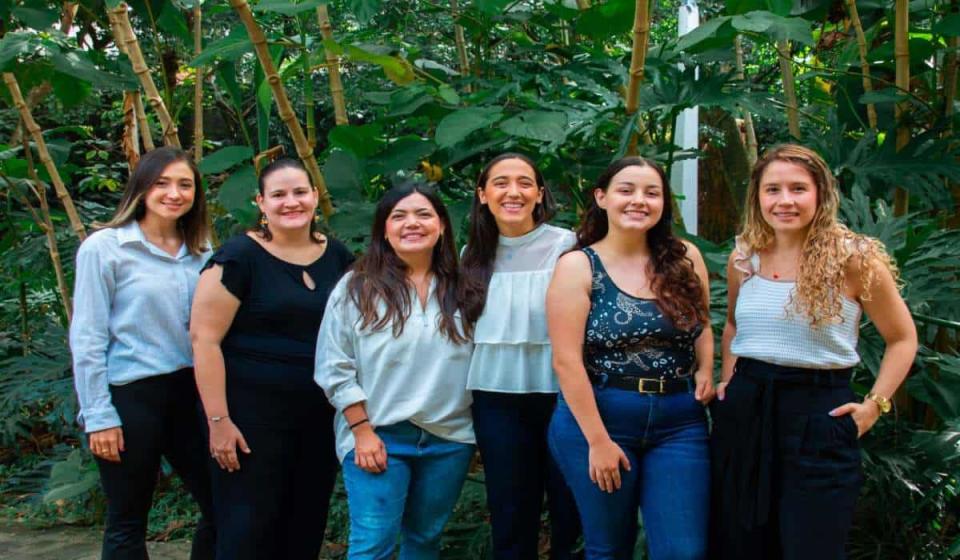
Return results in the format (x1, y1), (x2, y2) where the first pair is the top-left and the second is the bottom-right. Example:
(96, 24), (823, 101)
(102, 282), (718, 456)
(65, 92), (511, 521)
(217, 165), (258, 224)
(933, 13), (960, 37)
(189, 27), (253, 67)
(347, 0), (382, 24)
(200, 146), (254, 174)
(859, 88), (908, 104)
(254, 0), (326, 15)
(387, 86), (433, 117)
(330, 199), (376, 248)
(499, 110), (568, 142)
(323, 150), (363, 202)
(370, 136), (436, 176)
(50, 71), (92, 108)
(12, 7), (58, 29)
(0, 32), (38, 70)
(435, 107), (503, 148)
(328, 124), (386, 159)
(475, 0), (512, 15)
(731, 12), (813, 45)
(576, 0), (634, 39)
(156, 3), (192, 45)
(676, 16), (735, 53)
(437, 85), (460, 105)
(726, 0), (792, 17)
(51, 51), (137, 91)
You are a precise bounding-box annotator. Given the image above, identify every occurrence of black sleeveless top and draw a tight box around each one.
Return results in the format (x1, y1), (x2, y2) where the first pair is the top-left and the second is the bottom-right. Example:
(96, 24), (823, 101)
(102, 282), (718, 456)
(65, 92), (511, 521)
(582, 247), (702, 380)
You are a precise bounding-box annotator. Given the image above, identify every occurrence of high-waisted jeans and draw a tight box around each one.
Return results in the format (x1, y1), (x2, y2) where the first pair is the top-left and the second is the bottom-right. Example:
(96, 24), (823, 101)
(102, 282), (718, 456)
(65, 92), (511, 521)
(548, 384), (709, 560)
(710, 357), (863, 560)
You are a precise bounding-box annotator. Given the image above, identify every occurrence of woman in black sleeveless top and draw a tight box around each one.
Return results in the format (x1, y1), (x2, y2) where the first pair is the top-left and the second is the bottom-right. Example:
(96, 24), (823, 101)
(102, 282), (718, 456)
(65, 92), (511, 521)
(546, 157), (714, 559)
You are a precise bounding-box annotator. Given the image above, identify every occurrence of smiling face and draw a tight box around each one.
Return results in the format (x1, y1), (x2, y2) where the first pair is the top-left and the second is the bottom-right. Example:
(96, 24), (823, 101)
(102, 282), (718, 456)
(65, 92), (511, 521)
(256, 166), (319, 232)
(594, 164), (665, 234)
(384, 192), (444, 260)
(757, 160), (818, 235)
(478, 157), (543, 236)
(142, 160), (196, 223)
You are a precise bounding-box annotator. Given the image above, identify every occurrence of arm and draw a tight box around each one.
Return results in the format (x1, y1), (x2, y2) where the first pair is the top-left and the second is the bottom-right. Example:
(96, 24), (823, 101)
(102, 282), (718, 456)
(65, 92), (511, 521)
(718, 251), (742, 400)
(190, 265), (249, 472)
(314, 285), (386, 473)
(684, 242), (715, 404)
(830, 255), (918, 436)
(69, 238), (124, 462)
(547, 252), (630, 493)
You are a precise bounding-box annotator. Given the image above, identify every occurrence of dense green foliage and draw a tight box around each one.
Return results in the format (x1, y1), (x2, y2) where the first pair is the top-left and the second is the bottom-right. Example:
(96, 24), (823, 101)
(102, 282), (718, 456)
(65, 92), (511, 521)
(0, 0), (958, 557)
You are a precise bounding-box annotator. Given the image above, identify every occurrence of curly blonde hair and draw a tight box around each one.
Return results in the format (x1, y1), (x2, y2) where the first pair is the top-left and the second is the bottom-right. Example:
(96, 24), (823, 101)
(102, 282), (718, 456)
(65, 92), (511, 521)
(738, 144), (898, 327)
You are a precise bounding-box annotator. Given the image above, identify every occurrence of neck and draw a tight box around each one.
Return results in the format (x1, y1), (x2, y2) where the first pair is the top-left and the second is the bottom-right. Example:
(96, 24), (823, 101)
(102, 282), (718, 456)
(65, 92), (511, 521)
(266, 225), (313, 247)
(497, 219), (537, 238)
(771, 229), (808, 253)
(400, 252), (433, 279)
(603, 227), (651, 257)
(138, 214), (180, 240)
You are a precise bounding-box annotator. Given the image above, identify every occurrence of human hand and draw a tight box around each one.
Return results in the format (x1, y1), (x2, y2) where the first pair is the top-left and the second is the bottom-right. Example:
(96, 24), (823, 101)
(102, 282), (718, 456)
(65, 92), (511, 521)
(89, 427), (125, 463)
(353, 425), (387, 474)
(716, 377), (733, 401)
(209, 418), (251, 472)
(694, 370), (715, 404)
(829, 401), (880, 438)
(588, 438), (631, 493)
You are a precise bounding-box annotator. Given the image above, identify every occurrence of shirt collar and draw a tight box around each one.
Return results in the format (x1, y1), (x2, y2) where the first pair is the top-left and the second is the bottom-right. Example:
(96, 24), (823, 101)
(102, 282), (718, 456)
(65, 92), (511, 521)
(117, 221), (189, 260)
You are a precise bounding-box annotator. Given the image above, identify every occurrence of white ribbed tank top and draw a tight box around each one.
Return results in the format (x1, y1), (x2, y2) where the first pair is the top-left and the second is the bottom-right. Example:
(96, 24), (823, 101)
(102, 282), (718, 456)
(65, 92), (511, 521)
(730, 253), (862, 369)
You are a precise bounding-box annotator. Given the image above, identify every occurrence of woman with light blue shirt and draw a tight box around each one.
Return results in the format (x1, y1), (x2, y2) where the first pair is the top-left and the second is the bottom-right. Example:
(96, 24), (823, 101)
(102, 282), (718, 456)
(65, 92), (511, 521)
(70, 147), (215, 560)
(459, 153), (581, 559)
(315, 182), (474, 560)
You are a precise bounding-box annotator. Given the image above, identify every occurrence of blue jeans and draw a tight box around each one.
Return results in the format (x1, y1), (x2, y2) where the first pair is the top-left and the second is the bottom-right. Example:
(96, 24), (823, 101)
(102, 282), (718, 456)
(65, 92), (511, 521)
(548, 386), (709, 560)
(342, 421), (475, 560)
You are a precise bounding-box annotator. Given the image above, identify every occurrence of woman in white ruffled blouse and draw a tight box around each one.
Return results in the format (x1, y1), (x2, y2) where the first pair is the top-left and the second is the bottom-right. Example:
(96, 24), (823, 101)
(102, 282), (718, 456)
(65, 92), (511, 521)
(460, 153), (581, 560)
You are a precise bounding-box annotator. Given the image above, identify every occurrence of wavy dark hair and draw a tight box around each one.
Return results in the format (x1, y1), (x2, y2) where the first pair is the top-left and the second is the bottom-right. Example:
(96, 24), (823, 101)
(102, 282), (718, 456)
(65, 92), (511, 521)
(460, 153), (556, 323)
(578, 156), (707, 330)
(347, 182), (469, 343)
(253, 158), (323, 243)
(97, 147), (209, 255)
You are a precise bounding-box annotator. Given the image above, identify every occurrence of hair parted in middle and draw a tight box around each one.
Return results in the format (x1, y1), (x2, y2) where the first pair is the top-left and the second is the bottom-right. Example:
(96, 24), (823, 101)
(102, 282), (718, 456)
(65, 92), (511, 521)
(577, 156), (707, 331)
(738, 143), (898, 326)
(347, 181), (470, 343)
(460, 152), (556, 324)
(253, 158), (324, 243)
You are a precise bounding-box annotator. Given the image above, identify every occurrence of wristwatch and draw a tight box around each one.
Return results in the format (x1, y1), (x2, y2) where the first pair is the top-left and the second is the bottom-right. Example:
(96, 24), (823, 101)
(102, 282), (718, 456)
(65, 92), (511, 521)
(864, 393), (892, 415)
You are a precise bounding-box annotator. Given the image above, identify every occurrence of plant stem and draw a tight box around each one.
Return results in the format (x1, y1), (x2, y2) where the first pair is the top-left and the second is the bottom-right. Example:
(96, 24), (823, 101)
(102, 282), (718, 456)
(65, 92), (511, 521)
(316, 4), (348, 125)
(894, 0), (910, 215)
(194, 2), (203, 163)
(777, 39), (801, 139)
(845, 0), (877, 129)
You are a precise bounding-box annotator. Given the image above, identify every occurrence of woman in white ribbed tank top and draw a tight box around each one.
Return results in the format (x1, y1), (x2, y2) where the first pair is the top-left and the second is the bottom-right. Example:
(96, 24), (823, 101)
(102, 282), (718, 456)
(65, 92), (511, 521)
(710, 144), (917, 560)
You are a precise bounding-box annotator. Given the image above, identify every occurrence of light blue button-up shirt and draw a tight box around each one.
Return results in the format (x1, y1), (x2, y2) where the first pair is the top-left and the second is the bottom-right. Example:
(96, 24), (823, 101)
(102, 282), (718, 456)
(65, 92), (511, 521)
(69, 221), (211, 433)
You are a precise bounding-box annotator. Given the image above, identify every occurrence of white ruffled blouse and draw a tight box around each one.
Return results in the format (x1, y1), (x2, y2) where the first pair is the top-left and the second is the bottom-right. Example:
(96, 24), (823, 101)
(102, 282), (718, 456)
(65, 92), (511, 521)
(466, 223), (577, 393)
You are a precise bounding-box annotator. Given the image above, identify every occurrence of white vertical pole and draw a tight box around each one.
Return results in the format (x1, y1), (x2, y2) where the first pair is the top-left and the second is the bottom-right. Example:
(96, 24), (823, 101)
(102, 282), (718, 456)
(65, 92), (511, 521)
(672, 0), (700, 234)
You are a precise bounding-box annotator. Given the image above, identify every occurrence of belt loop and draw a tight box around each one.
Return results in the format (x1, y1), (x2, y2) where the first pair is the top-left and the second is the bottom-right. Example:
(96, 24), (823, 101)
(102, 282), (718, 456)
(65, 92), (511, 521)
(596, 372), (609, 389)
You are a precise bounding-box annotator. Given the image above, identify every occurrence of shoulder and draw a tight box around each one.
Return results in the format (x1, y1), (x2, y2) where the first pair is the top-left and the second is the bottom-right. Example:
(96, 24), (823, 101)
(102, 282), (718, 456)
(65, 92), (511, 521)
(78, 227), (119, 254)
(216, 234), (258, 258)
(324, 237), (355, 265)
(546, 224), (577, 250)
(680, 239), (704, 260)
(554, 249), (592, 279)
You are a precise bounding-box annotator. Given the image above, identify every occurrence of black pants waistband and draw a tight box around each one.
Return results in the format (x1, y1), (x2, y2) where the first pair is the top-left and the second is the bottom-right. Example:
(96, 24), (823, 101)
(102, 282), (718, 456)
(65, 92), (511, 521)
(735, 357), (852, 387)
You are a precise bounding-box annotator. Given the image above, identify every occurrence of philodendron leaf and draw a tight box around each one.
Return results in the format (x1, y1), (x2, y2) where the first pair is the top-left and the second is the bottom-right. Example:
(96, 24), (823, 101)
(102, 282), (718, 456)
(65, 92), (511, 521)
(217, 165), (258, 224)
(200, 146), (254, 174)
(499, 110), (569, 142)
(731, 12), (813, 45)
(435, 107), (503, 148)
(328, 124), (386, 159)
(347, 0), (382, 24)
(255, 0), (327, 15)
(323, 150), (363, 202)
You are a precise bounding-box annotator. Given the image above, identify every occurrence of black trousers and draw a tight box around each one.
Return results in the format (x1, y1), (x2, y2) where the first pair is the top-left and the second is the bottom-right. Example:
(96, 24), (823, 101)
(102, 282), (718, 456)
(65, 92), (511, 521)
(210, 391), (338, 560)
(710, 358), (863, 560)
(472, 391), (583, 560)
(95, 368), (215, 560)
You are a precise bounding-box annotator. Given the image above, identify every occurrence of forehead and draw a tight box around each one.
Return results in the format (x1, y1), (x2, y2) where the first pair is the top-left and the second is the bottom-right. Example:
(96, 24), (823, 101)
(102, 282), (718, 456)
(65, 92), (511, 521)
(760, 160), (816, 183)
(263, 167), (311, 190)
(391, 192), (435, 212)
(609, 165), (662, 187)
(158, 161), (194, 180)
(487, 158), (536, 179)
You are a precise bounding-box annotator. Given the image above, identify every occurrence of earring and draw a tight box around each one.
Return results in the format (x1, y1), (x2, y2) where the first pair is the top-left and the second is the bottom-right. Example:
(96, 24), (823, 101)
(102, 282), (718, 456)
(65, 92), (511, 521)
(260, 215), (268, 226)
(314, 212), (321, 224)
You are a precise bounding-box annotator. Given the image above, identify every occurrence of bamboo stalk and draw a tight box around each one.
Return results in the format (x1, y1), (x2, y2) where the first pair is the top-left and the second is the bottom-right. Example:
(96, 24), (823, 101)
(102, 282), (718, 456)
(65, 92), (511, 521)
(133, 93), (155, 151)
(61, 2), (79, 35)
(894, 0), (910, 215)
(845, 0), (877, 129)
(450, 0), (470, 82)
(107, 5), (153, 153)
(232, 0), (333, 216)
(121, 92), (140, 170)
(735, 35), (758, 167)
(777, 39), (801, 139)
(193, 3), (203, 162)
(316, 4), (348, 126)
(19, 278), (30, 355)
(22, 133), (72, 323)
(576, 0), (591, 8)
(110, 3), (181, 147)
(3, 73), (86, 240)
(302, 27), (316, 149)
(625, 0), (650, 116)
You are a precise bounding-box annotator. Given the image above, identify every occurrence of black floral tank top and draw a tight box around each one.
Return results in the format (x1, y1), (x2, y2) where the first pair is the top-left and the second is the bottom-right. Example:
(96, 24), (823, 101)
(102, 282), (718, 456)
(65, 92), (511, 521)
(582, 247), (702, 380)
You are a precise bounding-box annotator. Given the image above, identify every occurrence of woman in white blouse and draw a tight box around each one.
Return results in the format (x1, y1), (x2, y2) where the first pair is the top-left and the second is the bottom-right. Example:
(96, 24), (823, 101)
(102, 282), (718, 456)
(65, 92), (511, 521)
(459, 153), (580, 559)
(70, 147), (215, 559)
(315, 182), (474, 559)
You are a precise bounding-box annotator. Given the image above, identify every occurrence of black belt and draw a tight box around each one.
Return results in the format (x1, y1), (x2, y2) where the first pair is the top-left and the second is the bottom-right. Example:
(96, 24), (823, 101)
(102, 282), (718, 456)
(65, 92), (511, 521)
(589, 374), (691, 394)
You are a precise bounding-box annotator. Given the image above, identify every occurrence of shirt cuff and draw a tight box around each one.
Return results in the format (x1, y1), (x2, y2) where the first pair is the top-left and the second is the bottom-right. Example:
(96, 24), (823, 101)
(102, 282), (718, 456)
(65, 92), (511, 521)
(80, 407), (123, 433)
(330, 385), (368, 413)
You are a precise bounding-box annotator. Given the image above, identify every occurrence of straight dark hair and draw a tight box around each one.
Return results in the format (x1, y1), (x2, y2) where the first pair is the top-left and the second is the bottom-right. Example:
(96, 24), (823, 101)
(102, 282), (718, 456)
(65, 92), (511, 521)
(578, 156), (707, 330)
(252, 158), (324, 243)
(460, 153), (555, 324)
(347, 182), (469, 343)
(98, 147), (210, 255)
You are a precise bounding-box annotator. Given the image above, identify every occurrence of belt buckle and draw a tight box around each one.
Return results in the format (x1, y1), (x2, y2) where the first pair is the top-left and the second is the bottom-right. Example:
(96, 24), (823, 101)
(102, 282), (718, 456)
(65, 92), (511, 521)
(637, 377), (665, 394)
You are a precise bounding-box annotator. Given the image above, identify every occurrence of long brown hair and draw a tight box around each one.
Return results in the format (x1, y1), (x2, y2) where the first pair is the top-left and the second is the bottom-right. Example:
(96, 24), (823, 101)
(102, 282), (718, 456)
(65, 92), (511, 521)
(252, 158), (324, 243)
(578, 156), (707, 330)
(97, 147), (209, 255)
(460, 152), (555, 323)
(347, 182), (469, 343)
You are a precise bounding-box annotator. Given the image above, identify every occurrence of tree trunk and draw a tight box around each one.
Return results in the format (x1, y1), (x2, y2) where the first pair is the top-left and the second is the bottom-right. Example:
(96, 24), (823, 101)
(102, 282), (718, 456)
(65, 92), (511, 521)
(316, 4), (348, 126)
(193, 3), (203, 162)
(777, 39), (801, 139)
(107, 6), (154, 153)
(624, 0), (651, 155)
(450, 0), (470, 84)
(734, 35), (758, 167)
(845, 0), (877, 129)
(133, 92), (155, 151)
(231, 0), (334, 217)
(121, 92), (140, 170)
(3, 73), (86, 240)
(894, 0), (910, 215)
(110, 3), (181, 148)
(60, 2), (79, 35)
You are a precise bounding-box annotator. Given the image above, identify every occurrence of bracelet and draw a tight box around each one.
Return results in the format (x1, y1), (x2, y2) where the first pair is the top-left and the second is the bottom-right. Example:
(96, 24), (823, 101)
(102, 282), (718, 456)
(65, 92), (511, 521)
(208, 415), (229, 423)
(349, 418), (370, 430)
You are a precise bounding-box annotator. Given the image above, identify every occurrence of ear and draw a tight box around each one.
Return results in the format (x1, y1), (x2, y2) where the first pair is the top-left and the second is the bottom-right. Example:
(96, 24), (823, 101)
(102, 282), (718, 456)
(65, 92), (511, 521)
(594, 188), (607, 209)
(255, 193), (266, 215)
(477, 187), (488, 205)
(536, 187), (544, 204)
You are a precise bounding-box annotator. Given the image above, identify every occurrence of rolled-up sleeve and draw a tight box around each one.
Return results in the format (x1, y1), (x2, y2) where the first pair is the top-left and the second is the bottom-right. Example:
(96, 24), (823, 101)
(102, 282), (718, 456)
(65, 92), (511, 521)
(314, 280), (367, 411)
(69, 237), (122, 433)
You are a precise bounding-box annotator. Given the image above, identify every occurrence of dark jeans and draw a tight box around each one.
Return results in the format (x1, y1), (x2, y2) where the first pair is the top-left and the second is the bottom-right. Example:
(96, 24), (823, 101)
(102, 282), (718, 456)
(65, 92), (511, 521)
(548, 386), (709, 560)
(710, 358), (863, 560)
(472, 391), (582, 560)
(210, 395), (338, 560)
(95, 368), (215, 560)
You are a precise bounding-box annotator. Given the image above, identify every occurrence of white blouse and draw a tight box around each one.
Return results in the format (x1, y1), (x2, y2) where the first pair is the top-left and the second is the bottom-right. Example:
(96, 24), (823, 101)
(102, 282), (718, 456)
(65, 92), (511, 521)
(466, 224), (577, 393)
(314, 272), (475, 463)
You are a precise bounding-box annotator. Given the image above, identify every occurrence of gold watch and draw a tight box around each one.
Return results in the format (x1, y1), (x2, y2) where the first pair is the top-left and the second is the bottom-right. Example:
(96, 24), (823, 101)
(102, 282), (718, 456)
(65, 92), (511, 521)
(864, 393), (892, 415)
